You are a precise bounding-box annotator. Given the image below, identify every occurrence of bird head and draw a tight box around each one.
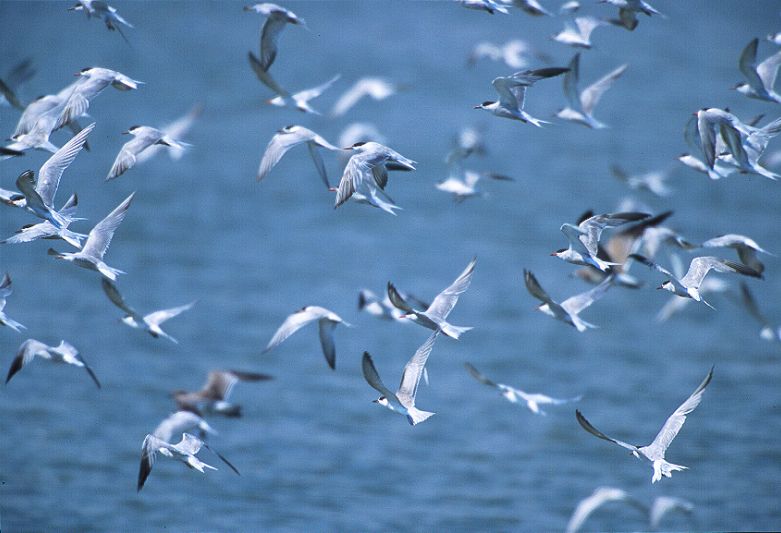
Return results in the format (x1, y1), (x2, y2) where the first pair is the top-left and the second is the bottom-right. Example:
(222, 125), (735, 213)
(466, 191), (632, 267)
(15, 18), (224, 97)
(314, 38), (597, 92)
(474, 101), (493, 110)
(657, 280), (674, 293)
(373, 396), (389, 407)
(550, 248), (567, 257)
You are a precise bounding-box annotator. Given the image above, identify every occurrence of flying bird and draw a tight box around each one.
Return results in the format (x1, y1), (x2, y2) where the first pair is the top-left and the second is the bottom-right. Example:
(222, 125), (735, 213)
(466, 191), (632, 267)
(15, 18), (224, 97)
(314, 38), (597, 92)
(48, 192), (135, 281)
(565, 487), (647, 533)
(6, 338), (100, 388)
(135, 104), (202, 165)
(137, 433), (224, 492)
(739, 282), (780, 342)
(101, 278), (195, 343)
(0, 273), (26, 333)
(256, 125), (340, 187)
(68, 0), (134, 42)
(436, 169), (513, 202)
(457, 0), (510, 14)
(244, 3), (307, 71)
(266, 74), (341, 115)
(508, 0), (553, 16)
(362, 331), (439, 426)
(468, 39), (535, 70)
(557, 53), (628, 129)
(465, 363), (581, 414)
(649, 496), (694, 530)
(735, 38), (781, 103)
(602, 0), (664, 31)
(106, 125), (189, 181)
(262, 306), (351, 369)
(59, 67), (142, 128)
(1, 194), (86, 248)
(576, 366), (714, 483)
(387, 256), (477, 339)
(474, 67), (569, 126)
(0, 58), (36, 110)
(552, 16), (607, 49)
(330, 77), (400, 117)
(524, 269), (614, 332)
(611, 164), (672, 197)
(173, 369), (273, 417)
(700, 233), (772, 276)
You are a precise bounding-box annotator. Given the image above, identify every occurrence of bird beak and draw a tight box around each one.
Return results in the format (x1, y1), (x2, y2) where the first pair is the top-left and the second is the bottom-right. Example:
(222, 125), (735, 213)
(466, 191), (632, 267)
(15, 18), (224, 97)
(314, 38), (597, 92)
(473, 105), (481, 109)
(549, 251), (557, 256)
(121, 131), (130, 135)
(74, 72), (81, 77)
(656, 284), (664, 290)
(371, 399), (379, 404)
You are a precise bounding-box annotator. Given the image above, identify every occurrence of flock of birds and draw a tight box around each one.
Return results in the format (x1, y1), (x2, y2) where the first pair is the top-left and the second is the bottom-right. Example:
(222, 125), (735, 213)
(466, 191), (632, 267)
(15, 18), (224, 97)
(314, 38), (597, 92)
(1, 0), (780, 530)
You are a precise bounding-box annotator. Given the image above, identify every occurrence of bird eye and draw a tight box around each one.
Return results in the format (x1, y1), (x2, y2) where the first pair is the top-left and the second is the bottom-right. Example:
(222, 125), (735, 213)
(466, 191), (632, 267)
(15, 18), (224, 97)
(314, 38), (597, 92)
(351, 141), (367, 147)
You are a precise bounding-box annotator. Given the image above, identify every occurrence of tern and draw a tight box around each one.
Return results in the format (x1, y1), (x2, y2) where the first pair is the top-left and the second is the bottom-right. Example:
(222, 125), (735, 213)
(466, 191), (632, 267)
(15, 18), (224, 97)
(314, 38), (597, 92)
(475, 67), (568, 126)
(739, 282), (780, 342)
(0, 274), (26, 333)
(68, 0), (133, 42)
(735, 38), (781, 103)
(106, 125), (189, 181)
(465, 363), (581, 414)
(656, 275), (729, 322)
(334, 141), (416, 210)
(436, 169), (513, 202)
(577, 367), (714, 483)
(446, 125), (488, 165)
(137, 433), (223, 492)
(524, 269), (614, 332)
(387, 257), (477, 340)
(362, 331), (439, 426)
(135, 105), (202, 165)
(467, 40), (534, 70)
(565, 487), (647, 533)
(248, 50), (291, 98)
(557, 54), (628, 129)
(173, 369), (273, 417)
(262, 305), (351, 369)
(6, 338), (100, 388)
(101, 278), (195, 343)
(330, 77), (400, 117)
(508, 0), (553, 17)
(552, 211), (649, 271)
(59, 67), (143, 128)
(700, 233), (772, 276)
(458, 0), (509, 14)
(2, 104), (65, 156)
(359, 289), (415, 322)
(256, 125), (340, 187)
(630, 253), (762, 307)
(48, 192), (135, 281)
(602, 0), (664, 31)
(2, 194), (87, 248)
(244, 3), (307, 71)
(552, 16), (607, 49)
(266, 74), (341, 115)
(649, 496), (694, 530)
(611, 164), (672, 197)
(637, 226), (697, 259)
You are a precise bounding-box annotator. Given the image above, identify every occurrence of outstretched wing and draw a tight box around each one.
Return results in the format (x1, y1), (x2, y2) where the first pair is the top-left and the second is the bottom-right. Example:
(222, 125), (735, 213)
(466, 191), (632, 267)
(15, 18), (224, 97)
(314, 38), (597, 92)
(37, 123), (95, 205)
(263, 307), (323, 353)
(464, 362), (498, 388)
(425, 257), (477, 321)
(82, 192), (135, 260)
(561, 273), (614, 315)
(361, 351), (401, 405)
(576, 409), (638, 452)
(580, 64), (628, 115)
(397, 331), (439, 405)
(523, 269), (555, 305)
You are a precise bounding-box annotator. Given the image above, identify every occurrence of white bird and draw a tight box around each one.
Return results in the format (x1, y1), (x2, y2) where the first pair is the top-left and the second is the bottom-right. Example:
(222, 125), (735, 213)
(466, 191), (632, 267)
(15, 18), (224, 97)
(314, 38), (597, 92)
(557, 53), (628, 129)
(5, 338), (100, 388)
(678, 114), (740, 180)
(700, 233), (772, 276)
(338, 123), (387, 150)
(458, 0), (510, 15)
(739, 282), (781, 342)
(560, 1), (580, 14)
(446, 125), (487, 164)
(507, 0), (553, 16)
(552, 211), (649, 272)
(358, 289), (407, 322)
(524, 269), (614, 332)
(735, 38), (781, 103)
(256, 125), (340, 187)
(244, 3), (307, 71)
(2, 103), (65, 156)
(262, 306), (351, 369)
(656, 276), (729, 322)
(101, 278), (195, 344)
(552, 16), (607, 49)
(362, 331), (439, 426)
(58, 67), (143, 128)
(436, 169), (513, 202)
(387, 257), (476, 340)
(1, 194), (87, 248)
(576, 366), (714, 483)
(173, 369), (273, 417)
(266, 74), (341, 115)
(0, 273), (26, 333)
(48, 192), (135, 281)
(465, 363), (581, 414)
(106, 125), (189, 181)
(137, 433), (219, 492)
(611, 164), (672, 197)
(565, 487), (647, 533)
(334, 141), (416, 211)
(152, 410), (217, 443)
(135, 104), (202, 165)
(68, 0), (134, 42)
(638, 226), (697, 259)
(468, 40), (534, 69)
(630, 253), (762, 308)
(330, 77), (400, 117)
(601, 0), (664, 31)
(649, 496), (694, 530)
(474, 67), (569, 126)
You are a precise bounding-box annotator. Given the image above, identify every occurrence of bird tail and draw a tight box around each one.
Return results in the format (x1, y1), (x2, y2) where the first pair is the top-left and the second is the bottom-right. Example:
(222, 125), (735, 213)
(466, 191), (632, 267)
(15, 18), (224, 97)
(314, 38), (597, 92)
(406, 408), (435, 426)
(98, 265), (126, 281)
(652, 459), (687, 483)
(440, 324), (473, 340)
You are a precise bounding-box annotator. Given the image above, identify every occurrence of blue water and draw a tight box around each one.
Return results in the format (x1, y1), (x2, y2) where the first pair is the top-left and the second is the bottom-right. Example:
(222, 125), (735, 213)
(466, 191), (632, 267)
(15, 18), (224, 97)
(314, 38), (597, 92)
(1, 1), (781, 531)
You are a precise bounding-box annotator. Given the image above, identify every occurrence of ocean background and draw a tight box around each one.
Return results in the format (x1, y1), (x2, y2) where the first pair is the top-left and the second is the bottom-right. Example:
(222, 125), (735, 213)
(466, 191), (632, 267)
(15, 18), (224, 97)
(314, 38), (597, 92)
(1, 1), (780, 531)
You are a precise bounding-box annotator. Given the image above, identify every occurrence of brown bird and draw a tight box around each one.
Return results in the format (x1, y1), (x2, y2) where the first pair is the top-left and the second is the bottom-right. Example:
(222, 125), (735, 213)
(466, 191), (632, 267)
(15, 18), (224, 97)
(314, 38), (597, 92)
(172, 369), (272, 417)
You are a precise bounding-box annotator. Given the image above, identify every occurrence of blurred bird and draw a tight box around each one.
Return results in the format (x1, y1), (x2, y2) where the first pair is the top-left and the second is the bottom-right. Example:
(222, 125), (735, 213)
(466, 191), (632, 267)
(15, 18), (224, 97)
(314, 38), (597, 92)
(330, 77), (400, 117)
(436, 169), (513, 202)
(387, 257), (477, 339)
(700, 233), (773, 276)
(244, 3), (307, 71)
(266, 74), (341, 114)
(135, 105), (202, 165)
(552, 16), (607, 49)
(138, 433), (225, 492)
(475, 67), (569, 126)
(101, 278), (195, 344)
(6, 338), (100, 388)
(262, 306), (351, 370)
(467, 39), (535, 69)
(465, 363), (581, 414)
(565, 487), (647, 533)
(649, 496), (694, 531)
(506, 0), (553, 16)
(602, 0), (664, 31)
(1, 194), (86, 248)
(734, 38), (781, 103)
(611, 164), (672, 197)
(48, 192), (135, 281)
(358, 288), (429, 322)
(458, 0), (510, 15)
(445, 125), (487, 164)
(0, 273), (26, 333)
(576, 366), (714, 483)
(173, 369), (273, 417)
(256, 125), (340, 187)
(362, 331), (439, 426)
(557, 53), (628, 129)
(739, 282), (781, 342)
(68, 0), (134, 42)
(106, 125), (190, 181)
(0, 59), (35, 110)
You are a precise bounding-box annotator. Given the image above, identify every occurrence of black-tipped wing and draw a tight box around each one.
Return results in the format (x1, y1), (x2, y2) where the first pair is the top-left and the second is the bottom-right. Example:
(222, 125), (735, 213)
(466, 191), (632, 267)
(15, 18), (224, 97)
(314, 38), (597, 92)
(464, 362), (498, 388)
(576, 409), (638, 452)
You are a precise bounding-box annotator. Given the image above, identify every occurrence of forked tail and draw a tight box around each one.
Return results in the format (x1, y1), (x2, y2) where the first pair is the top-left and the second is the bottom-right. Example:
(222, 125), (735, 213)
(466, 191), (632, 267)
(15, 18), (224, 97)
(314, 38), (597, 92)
(652, 459), (688, 483)
(406, 408), (435, 426)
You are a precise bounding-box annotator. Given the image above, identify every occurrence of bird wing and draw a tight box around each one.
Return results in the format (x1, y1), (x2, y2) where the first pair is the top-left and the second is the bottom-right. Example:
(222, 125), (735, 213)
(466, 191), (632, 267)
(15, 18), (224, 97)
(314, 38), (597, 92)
(16, 171), (50, 217)
(757, 48), (781, 91)
(294, 74), (341, 104)
(387, 282), (415, 313)
(580, 64), (628, 115)
(205, 369), (272, 401)
(263, 307), (323, 353)
(577, 212), (648, 257)
(649, 496), (694, 530)
(317, 318), (338, 369)
(565, 488), (633, 533)
(628, 253), (675, 278)
(644, 367), (713, 459)
(697, 112), (718, 169)
(173, 432), (205, 456)
(561, 273), (613, 315)
(0, 273), (12, 299)
(523, 269), (555, 306)
(260, 16), (287, 71)
(138, 434), (166, 491)
(425, 256), (477, 321)
(397, 331), (439, 406)
(247, 51), (290, 97)
(334, 152), (371, 208)
(738, 38), (765, 91)
(81, 192), (134, 260)
(306, 141), (331, 189)
(563, 53), (581, 108)
(739, 282), (772, 329)
(331, 81), (367, 117)
(144, 301), (196, 327)
(575, 410), (638, 451)
(464, 362), (498, 388)
(492, 76), (522, 110)
(575, 16), (603, 40)
(0, 78), (24, 111)
(680, 256), (761, 288)
(152, 411), (202, 442)
(257, 129), (310, 182)
(6, 339), (50, 384)
(100, 278), (141, 318)
(361, 351), (402, 405)
(37, 123), (94, 205)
